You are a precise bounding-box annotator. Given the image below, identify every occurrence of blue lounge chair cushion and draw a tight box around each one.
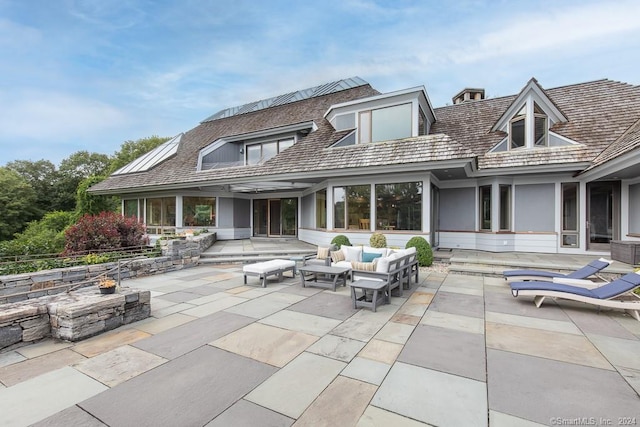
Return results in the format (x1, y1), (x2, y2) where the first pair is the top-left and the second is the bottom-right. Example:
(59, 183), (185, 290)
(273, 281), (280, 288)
(503, 259), (611, 280)
(510, 271), (640, 300)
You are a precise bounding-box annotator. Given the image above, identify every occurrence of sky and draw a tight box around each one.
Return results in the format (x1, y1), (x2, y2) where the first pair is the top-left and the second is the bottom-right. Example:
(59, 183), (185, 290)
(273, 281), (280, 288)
(1, 0), (639, 167)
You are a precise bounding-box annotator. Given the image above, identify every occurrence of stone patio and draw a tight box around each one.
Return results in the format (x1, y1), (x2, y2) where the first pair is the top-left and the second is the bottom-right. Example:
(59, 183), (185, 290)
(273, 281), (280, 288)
(0, 261), (638, 426)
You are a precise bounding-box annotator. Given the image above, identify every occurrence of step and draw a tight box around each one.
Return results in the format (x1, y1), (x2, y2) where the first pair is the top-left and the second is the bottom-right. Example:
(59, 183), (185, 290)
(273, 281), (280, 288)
(199, 255), (304, 265)
(201, 249), (315, 258)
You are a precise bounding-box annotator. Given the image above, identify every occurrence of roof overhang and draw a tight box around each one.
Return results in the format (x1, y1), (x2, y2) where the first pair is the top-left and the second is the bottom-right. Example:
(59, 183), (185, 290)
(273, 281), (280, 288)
(472, 162), (591, 177)
(578, 148), (640, 181)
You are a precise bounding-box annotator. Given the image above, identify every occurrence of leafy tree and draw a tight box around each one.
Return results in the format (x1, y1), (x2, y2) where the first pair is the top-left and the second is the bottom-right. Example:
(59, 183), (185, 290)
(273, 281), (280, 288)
(109, 135), (170, 173)
(54, 151), (111, 211)
(0, 211), (76, 256)
(0, 168), (39, 241)
(6, 159), (58, 216)
(76, 175), (118, 215)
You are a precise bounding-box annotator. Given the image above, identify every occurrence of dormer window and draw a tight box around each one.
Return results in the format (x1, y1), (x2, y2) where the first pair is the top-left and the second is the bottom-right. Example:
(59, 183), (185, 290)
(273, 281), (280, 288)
(490, 79), (573, 153)
(359, 103), (412, 144)
(246, 138), (294, 165)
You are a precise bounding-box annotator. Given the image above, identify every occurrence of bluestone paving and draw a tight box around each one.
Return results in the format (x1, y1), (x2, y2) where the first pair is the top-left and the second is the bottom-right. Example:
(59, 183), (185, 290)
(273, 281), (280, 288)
(486, 322), (613, 369)
(429, 290), (485, 318)
(245, 352), (345, 419)
(341, 356), (391, 385)
(357, 405), (431, 426)
(358, 339), (403, 365)
(259, 309), (342, 336)
(204, 399), (294, 427)
(306, 334), (367, 362)
(73, 345), (167, 387)
(586, 333), (640, 370)
(372, 362), (488, 426)
(294, 376), (377, 427)
(79, 346), (277, 427)
(0, 367), (107, 427)
(487, 348), (640, 425)
(132, 311), (255, 359)
(154, 290), (203, 303)
(399, 324), (486, 381)
(31, 405), (108, 427)
(421, 309), (485, 334)
(3, 251), (639, 426)
(287, 291), (358, 320)
(210, 322), (318, 367)
(0, 348), (86, 387)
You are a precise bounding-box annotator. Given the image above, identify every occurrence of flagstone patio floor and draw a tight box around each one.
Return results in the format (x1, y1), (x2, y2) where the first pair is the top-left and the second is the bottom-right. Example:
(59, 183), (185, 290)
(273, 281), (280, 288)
(1, 263), (639, 426)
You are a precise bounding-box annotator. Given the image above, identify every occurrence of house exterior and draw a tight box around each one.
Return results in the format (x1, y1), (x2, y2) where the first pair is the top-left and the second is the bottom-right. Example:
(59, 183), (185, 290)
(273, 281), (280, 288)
(89, 76), (640, 255)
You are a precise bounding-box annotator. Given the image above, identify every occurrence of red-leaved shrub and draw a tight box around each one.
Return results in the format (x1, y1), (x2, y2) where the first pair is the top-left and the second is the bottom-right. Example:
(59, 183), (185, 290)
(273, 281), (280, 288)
(64, 212), (148, 254)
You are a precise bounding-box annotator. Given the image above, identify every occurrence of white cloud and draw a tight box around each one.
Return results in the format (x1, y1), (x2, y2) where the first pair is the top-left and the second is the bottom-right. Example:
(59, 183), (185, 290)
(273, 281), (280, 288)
(0, 90), (129, 140)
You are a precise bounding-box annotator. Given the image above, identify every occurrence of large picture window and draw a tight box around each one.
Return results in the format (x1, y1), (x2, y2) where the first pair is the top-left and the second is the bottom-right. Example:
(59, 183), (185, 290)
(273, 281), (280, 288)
(146, 197), (176, 234)
(333, 185), (370, 230)
(375, 182), (422, 231)
(123, 199), (140, 219)
(183, 196), (216, 227)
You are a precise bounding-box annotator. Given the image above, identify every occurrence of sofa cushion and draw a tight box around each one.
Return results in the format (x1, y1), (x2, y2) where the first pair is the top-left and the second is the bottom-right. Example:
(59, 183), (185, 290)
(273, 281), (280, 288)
(362, 251), (383, 263)
(330, 250), (346, 263)
(363, 246), (388, 257)
(316, 247), (330, 260)
(342, 245), (363, 262)
(375, 253), (401, 273)
(351, 261), (376, 271)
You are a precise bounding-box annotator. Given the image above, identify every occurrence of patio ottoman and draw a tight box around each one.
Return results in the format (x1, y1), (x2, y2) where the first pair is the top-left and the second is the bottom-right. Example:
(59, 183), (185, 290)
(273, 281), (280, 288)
(243, 259), (296, 288)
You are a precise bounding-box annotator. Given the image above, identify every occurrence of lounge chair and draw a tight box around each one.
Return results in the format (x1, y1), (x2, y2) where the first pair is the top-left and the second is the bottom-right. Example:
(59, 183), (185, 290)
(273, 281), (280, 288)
(509, 271), (640, 321)
(503, 258), (612, 282)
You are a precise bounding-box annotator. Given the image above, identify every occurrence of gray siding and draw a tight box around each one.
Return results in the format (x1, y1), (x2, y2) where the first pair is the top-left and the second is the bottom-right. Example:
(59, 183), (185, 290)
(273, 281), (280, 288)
(301, 194), (313, 228)
(233, 198), (250, 227)
(202, 143), (241, 166)
(217, 197), (234, 227)
(514, 184), (554, 232)
(629, 184), (640, 233)
(440, 187), (475, 231)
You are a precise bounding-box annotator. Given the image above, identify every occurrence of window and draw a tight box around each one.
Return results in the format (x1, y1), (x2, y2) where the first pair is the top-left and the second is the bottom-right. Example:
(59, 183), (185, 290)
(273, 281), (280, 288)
(499, 185), (511, 230)
(359, 103), (412, 144)
(375, 182), (422, 231)
(333, 185), (370, 229)
(245, 138), (294, 165)
(508, 102), (548, 150)
(146, 197), (175, 234)
(480, 186), (491, 230)
(510, 117), (525, 149)
(123, 199), (140, 219)
(316, 189), (326, 228)
(562, 183), (579, 247)
(183, 197), (216, 227)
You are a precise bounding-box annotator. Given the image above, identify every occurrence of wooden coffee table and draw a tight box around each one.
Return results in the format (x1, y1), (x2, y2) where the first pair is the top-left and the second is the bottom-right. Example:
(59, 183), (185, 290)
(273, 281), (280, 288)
(298, 265), (351, 291)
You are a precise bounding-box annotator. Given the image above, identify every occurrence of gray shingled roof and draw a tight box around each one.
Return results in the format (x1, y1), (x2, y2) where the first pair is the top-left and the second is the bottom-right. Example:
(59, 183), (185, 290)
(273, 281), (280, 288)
(90, 78), (640, 194)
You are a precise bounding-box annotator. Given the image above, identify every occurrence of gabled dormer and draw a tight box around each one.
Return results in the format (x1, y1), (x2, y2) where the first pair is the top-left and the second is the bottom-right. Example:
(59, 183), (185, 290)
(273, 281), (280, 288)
(324, 87), (436, 147)
(490, 78), (575, 152)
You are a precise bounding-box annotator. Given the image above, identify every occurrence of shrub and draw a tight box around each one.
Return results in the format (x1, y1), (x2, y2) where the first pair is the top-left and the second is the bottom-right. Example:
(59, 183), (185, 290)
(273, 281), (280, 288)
(331, 234), (351, 248)
(64, 211), (148, 254)
(406, 236), (433, 267)
(0, 211), (76, 257)
(369, 232), (387, 248)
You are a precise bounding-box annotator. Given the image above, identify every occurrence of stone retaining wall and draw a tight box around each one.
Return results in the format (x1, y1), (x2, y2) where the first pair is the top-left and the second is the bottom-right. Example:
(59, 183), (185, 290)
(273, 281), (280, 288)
(0, 287), (150, 350)
(0, 232), (216, 305)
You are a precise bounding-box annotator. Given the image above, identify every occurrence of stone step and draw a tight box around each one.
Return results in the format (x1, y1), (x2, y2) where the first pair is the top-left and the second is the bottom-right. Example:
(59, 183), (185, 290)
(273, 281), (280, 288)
(201, 249), (314, 258)
(199, 255), (304, 265)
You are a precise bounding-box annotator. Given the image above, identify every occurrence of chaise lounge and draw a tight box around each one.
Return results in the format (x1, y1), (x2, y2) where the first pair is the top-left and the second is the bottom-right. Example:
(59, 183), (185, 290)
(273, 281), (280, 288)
(503, 258), (612, 282)
(509, 271), (640, 321)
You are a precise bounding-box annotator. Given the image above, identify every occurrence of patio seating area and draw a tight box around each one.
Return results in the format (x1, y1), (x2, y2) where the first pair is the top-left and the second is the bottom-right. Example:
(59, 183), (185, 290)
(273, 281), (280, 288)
(1, 255), (639, 426)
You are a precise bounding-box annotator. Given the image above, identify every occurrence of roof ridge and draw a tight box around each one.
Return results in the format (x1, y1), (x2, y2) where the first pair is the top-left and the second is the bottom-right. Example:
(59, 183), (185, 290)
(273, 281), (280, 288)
(201, 77), (369, 123)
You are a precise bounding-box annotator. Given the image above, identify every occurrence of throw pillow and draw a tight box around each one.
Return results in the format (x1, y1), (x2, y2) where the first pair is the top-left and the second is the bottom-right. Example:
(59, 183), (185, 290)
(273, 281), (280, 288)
(362, 251), (383, 263)
(342, 245), (363, 262)
(351, 261), (376, 271)
(330, 250), (346, 263)
(316, 247), (330, 260)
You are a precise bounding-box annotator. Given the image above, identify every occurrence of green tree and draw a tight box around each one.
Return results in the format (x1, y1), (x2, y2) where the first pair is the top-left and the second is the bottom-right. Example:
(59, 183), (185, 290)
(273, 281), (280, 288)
(0, 168), (39, 241)
(0, 211), (76, 256)
(76, 175), (118, 215)
(109, 135), (170, 173)
(6, 159), (58, 217)
(54, 151), (111, 211)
